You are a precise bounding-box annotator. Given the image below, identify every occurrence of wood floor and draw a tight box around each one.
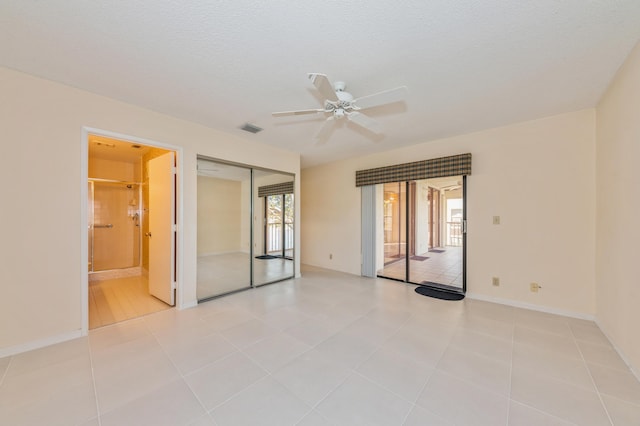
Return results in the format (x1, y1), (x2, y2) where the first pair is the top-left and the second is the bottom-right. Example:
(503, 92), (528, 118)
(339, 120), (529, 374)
(89, 275), (172, 329)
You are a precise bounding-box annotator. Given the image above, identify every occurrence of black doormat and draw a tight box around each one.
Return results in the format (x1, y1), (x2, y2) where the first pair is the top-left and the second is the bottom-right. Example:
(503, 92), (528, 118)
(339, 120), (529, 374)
(410, 256), (429, 261)
(255, 255), (278, 259)
(428, 249), (446, 253)
(415, 285), (465, 301)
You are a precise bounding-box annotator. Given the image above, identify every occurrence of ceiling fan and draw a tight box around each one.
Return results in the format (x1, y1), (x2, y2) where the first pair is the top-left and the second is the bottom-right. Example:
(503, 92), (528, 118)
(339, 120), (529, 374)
(272, 73), (407, 142)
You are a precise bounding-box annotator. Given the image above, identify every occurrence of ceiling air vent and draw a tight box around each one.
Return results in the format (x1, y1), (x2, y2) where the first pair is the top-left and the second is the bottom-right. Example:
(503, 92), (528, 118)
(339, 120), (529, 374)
(240, 123), (263, 134)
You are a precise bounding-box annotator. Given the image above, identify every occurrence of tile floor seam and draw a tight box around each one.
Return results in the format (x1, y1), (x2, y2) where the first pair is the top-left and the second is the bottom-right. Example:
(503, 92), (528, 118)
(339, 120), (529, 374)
(86, 343), (103, 426)
(204, 338), (291, 411)
(601, 392), (640, 409)
(581, 356), (633, 374)
(0, 356), (13, 388)
(434, 326), (508, 377)
(445, 339), (513, 367)
(305, 370), (359, 420)
(569, 325), (615, 426)
(201, 364), (270, 413)
(351, 310), (414, 370)
(510, 400), (581, 426)
(429, 368), (509, 404)
(351, 369), (423, 410)
(147, 326), (214, 420)
(505, 316), (515, 426)
(205, 373), (313, 421)
(408, 328), (456, 411)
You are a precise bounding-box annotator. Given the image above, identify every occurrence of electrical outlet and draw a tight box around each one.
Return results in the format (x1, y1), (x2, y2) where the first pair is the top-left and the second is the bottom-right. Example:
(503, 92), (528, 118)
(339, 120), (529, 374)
(493, 216), (501, 225)
(329, 253), (333, 260)
(492, 277), (500, 286)
(530, 282), (541, 292)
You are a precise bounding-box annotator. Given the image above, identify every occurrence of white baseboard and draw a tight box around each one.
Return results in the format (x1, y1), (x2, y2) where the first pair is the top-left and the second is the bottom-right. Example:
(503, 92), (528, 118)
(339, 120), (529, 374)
(0, 330), (83, 358)
(595, 319), (640, 382)
(465, 292), (596, 321)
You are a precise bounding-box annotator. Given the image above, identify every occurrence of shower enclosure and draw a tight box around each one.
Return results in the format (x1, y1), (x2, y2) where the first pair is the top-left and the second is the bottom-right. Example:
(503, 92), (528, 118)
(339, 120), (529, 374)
(88, 180), (142, 273)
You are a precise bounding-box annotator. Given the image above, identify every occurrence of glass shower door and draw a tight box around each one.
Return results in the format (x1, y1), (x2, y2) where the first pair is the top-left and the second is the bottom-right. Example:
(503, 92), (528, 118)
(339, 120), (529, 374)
(91, 181), (140, 271)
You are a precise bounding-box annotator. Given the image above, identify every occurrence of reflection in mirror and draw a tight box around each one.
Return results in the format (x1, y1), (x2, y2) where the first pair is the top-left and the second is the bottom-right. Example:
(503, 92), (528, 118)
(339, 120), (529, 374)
(253, 170), (295, 286)
(196, 158), (251, 300)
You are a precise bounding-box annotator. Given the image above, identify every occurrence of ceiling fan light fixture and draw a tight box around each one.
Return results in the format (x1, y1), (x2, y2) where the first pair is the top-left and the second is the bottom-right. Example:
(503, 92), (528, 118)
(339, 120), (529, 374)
(273, 73), (407, 142)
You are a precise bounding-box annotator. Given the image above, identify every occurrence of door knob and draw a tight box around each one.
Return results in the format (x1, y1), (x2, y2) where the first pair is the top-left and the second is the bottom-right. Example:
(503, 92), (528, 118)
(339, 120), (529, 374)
(145, 232), (152, 237)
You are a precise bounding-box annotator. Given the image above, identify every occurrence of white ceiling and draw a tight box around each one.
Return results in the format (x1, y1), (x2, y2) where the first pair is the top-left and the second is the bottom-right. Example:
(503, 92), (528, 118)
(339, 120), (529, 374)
(2, 1), (639, 168)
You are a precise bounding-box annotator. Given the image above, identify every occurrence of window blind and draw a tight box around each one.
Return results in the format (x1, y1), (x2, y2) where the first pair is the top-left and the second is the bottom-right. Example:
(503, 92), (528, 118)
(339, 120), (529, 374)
(355, 153), (471, 187)
(257, 181), (294, 197)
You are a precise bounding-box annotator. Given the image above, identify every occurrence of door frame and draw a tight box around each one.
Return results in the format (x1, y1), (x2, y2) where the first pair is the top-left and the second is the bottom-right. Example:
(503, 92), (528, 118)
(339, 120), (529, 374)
(376, 176), (467, 294)
(80, 127), (183, 335)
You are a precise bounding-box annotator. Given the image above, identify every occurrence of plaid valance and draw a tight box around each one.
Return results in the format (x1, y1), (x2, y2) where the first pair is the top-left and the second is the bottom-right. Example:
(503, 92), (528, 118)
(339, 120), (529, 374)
(355, 153), (471, 187)
(258, 181), (294, 197)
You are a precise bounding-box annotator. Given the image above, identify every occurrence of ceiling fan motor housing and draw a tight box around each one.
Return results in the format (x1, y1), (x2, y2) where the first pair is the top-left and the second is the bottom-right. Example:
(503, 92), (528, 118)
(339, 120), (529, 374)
(272, 73), (407, 139)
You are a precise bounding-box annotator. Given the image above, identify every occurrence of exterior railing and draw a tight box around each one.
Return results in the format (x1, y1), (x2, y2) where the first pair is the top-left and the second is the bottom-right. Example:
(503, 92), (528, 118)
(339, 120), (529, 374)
(267, 222), (294, 253)
(447, 221), (462, 246)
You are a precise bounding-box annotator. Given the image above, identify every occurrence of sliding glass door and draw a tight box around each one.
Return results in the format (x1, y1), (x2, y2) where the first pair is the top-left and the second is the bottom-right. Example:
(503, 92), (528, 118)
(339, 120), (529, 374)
(377, 176), (465, 292)
(381, 182), (407, 281)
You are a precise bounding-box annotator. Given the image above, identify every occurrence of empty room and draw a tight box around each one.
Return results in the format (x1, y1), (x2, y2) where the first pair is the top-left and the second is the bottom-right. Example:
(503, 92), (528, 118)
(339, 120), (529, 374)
(1, 1), (639, 425)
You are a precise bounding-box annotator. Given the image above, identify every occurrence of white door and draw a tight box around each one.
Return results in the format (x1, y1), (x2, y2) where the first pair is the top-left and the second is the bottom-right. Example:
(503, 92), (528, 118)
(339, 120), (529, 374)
(148, 152), (176, 305)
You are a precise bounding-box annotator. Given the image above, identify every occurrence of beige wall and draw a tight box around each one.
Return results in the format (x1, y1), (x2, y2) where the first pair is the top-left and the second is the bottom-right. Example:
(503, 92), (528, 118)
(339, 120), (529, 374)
(197, 176), (243, 255)
(596, 42), (640, 373)
(302, 109), (596, 315)
(0, 66), (300, 355)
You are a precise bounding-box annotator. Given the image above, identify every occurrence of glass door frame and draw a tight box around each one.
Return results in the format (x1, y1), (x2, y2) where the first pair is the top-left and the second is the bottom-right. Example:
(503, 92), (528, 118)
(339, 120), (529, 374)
(377, 176), (466, 295)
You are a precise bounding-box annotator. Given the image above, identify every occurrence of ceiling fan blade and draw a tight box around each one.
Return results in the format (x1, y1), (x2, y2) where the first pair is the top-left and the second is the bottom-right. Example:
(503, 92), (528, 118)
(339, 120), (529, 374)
(272, 108), (324, 117)
(308, 73), (339, 102)
(314, 116), (335, 142)
(347, 111), (381, 134)
(353, 86), (408, 110)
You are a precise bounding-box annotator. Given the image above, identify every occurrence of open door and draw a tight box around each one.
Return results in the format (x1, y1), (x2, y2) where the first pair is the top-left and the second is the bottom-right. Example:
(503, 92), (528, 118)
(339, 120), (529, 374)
(148, 152), (176, 305)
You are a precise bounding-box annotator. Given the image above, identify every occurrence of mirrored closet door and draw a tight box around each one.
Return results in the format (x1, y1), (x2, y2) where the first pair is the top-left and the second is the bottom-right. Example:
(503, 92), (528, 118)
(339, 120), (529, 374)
(196, 157), (295, 301)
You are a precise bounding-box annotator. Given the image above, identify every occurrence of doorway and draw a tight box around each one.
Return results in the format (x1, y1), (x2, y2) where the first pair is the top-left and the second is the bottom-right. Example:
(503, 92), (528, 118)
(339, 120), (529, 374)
(377, 176), (466, 293)
(86, 134), (177, 329)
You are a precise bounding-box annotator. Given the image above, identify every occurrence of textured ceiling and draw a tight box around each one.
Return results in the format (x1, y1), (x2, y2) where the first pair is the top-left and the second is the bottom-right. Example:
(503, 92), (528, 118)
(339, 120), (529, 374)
(2, 1), (639, 167)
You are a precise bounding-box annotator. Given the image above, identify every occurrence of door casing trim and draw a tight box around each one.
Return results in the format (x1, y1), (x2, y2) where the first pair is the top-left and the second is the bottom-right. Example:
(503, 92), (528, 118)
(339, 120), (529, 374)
(81, 127), (184, 335)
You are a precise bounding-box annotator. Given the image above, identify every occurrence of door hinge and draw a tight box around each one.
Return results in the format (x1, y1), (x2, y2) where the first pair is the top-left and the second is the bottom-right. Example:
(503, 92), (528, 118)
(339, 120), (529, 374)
(463, 220), (468, 233)
(172, 224), (178, 232)
(171, 281), (176, 290)
(172, 166), (177, 174)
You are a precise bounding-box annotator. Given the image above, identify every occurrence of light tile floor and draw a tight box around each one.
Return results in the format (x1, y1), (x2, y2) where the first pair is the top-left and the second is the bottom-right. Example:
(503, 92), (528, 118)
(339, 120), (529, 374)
(89, 275), (172, 329)
(1, 265), (639, 425)
(379, 246), (463, 287)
